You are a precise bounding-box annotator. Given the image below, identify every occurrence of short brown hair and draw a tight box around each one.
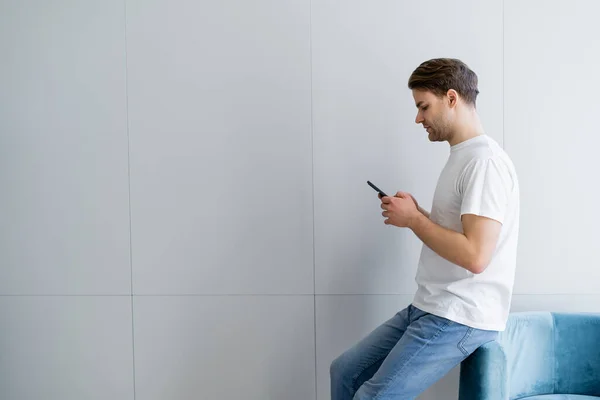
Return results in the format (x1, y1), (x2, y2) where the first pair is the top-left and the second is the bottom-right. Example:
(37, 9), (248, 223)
(408, 58), (479, 106)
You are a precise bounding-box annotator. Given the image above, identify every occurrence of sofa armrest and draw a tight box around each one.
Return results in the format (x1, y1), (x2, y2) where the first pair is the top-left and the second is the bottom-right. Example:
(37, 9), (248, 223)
(458, 340), (508, 400)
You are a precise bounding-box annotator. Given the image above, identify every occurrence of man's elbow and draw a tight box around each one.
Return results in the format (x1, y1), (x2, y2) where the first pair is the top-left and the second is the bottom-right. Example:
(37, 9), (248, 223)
(464, 254), (490, 274)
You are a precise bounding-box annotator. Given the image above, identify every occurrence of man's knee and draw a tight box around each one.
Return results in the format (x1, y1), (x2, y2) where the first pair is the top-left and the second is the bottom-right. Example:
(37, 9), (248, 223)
(330, 352), (348, 379)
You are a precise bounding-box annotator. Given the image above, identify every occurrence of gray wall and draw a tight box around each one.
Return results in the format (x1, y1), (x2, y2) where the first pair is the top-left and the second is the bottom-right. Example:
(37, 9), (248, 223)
(1, 0), (599, 399)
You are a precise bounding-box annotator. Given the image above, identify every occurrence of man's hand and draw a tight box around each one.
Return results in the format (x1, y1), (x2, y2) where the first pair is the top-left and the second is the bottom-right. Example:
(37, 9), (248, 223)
(380, 191), (429, 218)
(380, 193), (421, 228)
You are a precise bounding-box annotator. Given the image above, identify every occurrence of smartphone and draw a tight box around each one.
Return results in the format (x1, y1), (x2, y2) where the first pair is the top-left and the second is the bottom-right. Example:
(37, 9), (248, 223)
(367, 180), (388, 198)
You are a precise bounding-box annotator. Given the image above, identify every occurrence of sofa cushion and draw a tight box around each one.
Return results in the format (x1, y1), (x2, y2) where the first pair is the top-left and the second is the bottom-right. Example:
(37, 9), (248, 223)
(497, 312), (555, 399)
(553, 313), (600, 395)
(496, 312), (600, 399)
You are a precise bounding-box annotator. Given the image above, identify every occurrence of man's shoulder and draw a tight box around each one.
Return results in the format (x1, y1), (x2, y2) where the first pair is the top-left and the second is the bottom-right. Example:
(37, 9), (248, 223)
(460, 140), (516, 175)
(452, 141), (518, 193)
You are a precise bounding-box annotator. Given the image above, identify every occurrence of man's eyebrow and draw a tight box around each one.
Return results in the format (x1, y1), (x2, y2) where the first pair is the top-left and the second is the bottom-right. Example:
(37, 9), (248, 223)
(416, 101), (424, 108)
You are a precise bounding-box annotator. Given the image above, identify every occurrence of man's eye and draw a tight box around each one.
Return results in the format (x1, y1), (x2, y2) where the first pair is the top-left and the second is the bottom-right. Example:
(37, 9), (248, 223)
(422, 106), (428, 111)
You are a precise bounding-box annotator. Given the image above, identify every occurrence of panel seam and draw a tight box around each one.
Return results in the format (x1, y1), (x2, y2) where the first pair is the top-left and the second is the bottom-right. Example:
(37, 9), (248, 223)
(309, 0), (317, 398)
(124, 0), (137, 398)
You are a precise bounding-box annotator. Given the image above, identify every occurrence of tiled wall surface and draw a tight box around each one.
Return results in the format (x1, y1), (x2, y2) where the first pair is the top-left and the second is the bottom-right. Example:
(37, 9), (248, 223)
(1, 0), (599, 398)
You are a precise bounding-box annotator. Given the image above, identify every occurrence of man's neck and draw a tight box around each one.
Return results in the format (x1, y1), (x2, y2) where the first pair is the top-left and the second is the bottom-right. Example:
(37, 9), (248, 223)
(448, 110), (485, 146)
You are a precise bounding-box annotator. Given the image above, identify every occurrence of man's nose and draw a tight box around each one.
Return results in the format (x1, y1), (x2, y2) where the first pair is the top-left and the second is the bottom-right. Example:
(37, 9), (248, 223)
(415, 113), (424, 124)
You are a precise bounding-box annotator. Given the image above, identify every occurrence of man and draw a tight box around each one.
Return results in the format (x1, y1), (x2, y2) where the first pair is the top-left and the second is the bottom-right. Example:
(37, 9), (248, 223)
(330, 58), (520, 399)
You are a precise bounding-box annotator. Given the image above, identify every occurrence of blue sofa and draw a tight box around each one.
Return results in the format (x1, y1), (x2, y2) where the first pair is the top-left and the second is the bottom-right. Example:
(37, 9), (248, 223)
(458, 311), (600, 399)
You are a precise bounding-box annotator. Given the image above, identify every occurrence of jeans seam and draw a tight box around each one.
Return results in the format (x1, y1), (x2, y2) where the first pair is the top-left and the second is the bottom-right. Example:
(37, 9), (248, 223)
(373, 320), (453, 400)
(351, 354), (388, 393)
(457, 327), (474, 356)
(351, 308), (411, 394)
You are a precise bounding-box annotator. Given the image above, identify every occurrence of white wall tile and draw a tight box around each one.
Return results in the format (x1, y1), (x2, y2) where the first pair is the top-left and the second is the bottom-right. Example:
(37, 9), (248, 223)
(0, 0), (130, 294)
(0, 296), (134, 400)
(134, 295), (315, 400)
(511, 294), (600, 313)
(505, 0), (600, 294)
(126, 0), (313, 295)
(313, 0), (503, 294)
(5, 2), (600, 400)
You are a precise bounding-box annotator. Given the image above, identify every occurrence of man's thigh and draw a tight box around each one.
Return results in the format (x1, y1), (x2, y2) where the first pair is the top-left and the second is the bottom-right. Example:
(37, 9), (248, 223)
(331, 305), (412, 392)
(354, 311), (498, 400)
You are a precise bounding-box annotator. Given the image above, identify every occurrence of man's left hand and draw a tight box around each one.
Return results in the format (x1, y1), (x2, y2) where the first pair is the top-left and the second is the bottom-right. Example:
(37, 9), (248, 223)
(380, 192), (420, 228)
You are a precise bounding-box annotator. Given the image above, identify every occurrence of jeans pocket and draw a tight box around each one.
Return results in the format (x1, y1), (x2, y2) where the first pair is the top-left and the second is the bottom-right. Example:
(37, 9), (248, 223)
(457, 327), (475, 356)
(457, 328), (498, 357)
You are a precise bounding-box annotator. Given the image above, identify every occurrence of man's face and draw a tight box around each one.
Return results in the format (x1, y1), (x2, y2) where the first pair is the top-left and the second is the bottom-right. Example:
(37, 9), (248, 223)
(412, 89), (452, 142)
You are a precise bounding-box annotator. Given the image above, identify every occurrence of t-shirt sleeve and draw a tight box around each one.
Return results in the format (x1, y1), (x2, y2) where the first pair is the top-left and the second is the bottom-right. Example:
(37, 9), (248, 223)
(459, 157), (511, 224)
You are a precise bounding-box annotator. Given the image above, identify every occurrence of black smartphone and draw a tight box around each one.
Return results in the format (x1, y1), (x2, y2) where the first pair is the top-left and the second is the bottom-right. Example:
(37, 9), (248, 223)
(367, 180), (388, 198)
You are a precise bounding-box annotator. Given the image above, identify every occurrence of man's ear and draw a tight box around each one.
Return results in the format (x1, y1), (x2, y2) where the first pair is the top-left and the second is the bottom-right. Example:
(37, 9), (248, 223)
(447, 89), (458, 108)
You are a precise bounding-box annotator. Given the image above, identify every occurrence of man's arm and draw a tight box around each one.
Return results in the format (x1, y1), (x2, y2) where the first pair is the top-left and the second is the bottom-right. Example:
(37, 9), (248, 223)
(408, 212), (502, 274)
(408, 156), (510, 273)
(417, 205), (430, 219)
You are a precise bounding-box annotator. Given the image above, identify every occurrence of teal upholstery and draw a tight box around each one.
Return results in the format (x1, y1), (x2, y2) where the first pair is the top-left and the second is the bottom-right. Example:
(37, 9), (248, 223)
(520, 396), (598, 399)
(458, 312), (600, 400)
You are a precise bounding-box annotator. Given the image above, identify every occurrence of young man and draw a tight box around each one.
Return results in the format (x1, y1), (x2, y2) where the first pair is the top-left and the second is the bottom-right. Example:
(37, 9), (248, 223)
(330, 58), (520, 399)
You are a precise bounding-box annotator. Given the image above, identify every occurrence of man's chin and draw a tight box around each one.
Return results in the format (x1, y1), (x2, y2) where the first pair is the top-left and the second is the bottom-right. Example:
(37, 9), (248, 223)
(428, 131), (446, 142)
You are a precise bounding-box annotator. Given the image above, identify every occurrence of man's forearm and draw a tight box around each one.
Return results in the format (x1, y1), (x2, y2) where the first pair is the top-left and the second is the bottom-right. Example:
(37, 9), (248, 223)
(418, 206), (430, 218)
(409, 213), (480, 273)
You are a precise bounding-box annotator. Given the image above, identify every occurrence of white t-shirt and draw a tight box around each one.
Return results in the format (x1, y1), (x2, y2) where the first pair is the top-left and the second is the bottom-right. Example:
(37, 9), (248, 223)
(411, 134), (520, 331)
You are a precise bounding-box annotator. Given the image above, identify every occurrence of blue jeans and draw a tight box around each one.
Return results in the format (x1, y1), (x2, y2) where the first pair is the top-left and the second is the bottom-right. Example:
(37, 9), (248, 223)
(330, 304), (498, 399)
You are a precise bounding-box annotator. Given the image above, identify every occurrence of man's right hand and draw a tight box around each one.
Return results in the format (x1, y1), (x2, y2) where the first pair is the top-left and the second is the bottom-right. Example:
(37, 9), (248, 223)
(395, 191), (419, 209)
(379, 191), (429, 218)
